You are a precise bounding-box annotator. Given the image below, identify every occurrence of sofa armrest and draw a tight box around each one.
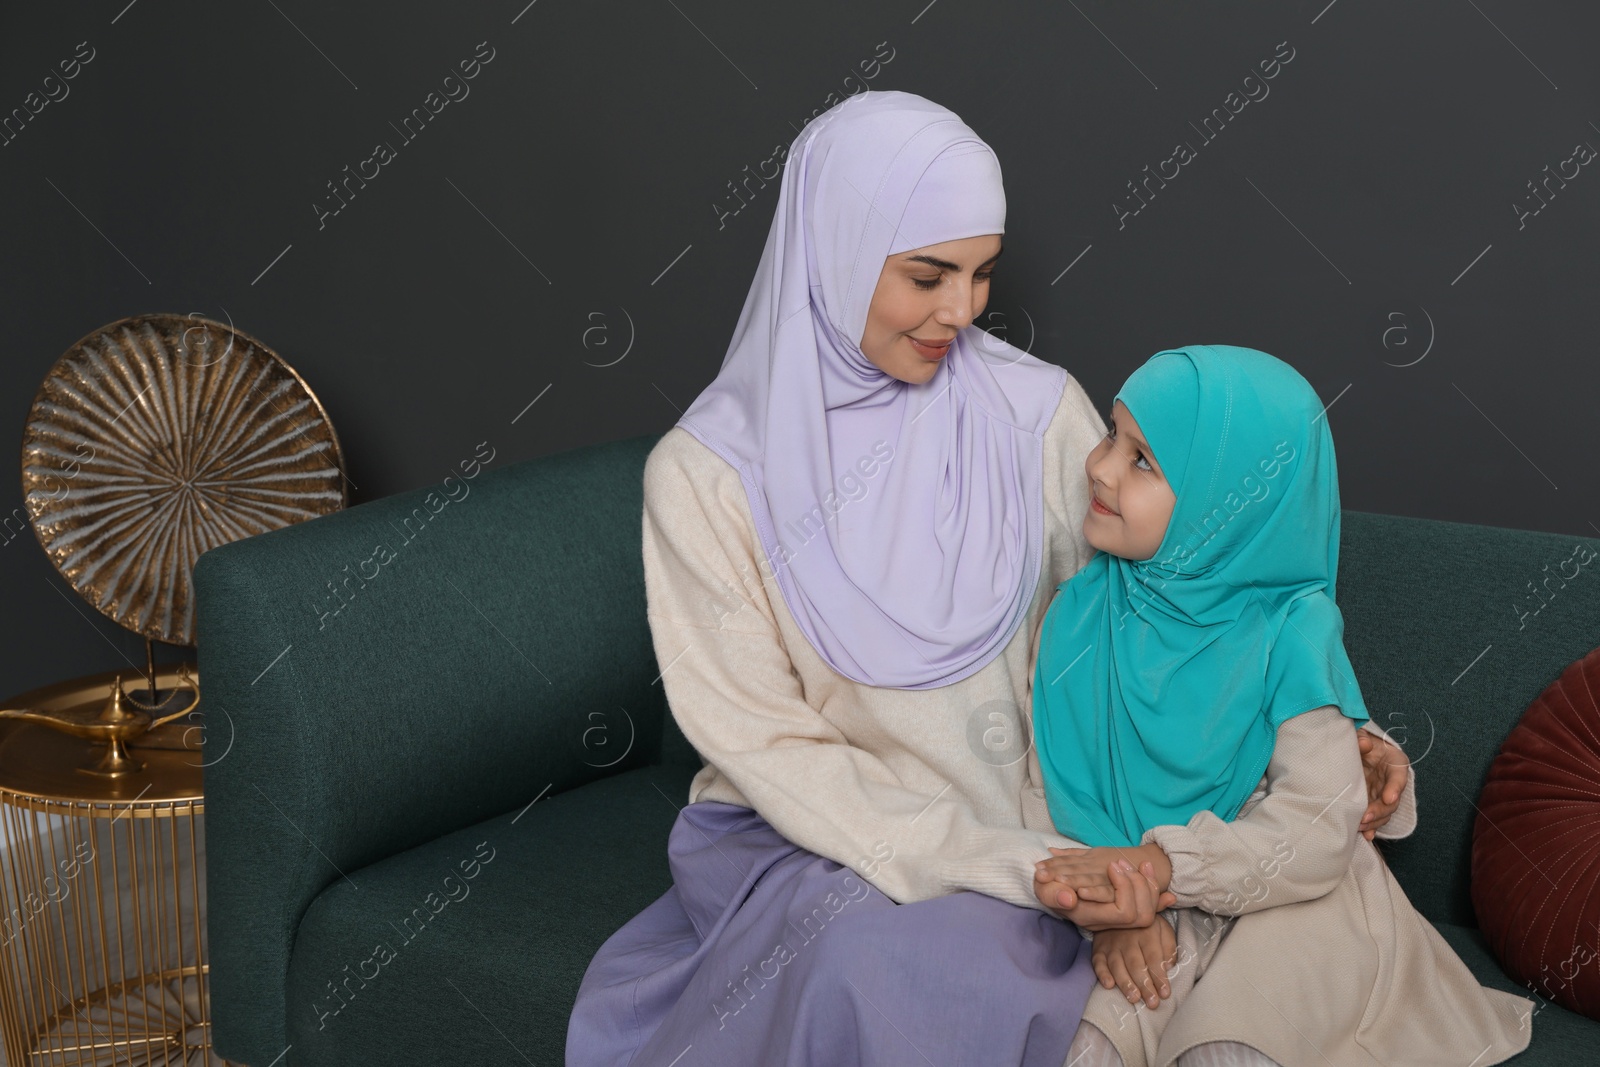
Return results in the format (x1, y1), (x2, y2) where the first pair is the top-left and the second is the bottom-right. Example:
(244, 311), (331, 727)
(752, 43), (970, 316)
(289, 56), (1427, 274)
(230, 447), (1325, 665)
(195, 433), (672, 1066)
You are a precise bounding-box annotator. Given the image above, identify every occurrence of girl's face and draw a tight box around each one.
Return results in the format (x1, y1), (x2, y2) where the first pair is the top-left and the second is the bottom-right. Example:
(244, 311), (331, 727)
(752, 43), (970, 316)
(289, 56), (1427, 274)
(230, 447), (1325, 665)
(1083, 400), (1177, 560)
(859, 234), (1002, 384)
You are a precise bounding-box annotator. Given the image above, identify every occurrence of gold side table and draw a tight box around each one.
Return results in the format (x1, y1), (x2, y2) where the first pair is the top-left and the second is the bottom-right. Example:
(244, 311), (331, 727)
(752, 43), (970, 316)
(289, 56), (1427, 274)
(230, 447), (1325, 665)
(0, 665), (232, 1067)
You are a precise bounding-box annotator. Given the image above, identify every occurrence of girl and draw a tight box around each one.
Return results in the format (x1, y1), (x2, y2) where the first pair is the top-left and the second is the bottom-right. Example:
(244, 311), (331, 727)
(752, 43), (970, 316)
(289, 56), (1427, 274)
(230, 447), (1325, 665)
(1031, 346), (1532, 1067)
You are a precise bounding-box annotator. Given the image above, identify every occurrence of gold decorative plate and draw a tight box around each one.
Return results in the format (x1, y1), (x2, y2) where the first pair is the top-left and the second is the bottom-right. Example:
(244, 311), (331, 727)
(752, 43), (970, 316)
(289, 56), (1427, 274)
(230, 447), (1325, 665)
(20, 314), (347, 646)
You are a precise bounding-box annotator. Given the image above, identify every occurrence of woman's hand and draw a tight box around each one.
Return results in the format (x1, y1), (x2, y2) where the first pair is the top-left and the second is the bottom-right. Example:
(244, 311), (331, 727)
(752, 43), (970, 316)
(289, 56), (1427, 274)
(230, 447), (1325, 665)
(1356, 728), (1409, 840)
(1035, 843), (1173, 903)
(1035, 858), (1177, 931)
(1033, 849), (1117, 906)
(1091, 917), (1178, 1009)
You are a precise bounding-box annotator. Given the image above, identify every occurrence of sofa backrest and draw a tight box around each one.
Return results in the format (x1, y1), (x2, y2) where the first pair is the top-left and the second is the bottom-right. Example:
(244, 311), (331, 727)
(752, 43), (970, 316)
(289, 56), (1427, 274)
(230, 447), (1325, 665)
(1337, 511), (1600, 926)
(197, 432), (690, 868)
(432, 434), (1595, 929)
(634, 455), (1599, 927)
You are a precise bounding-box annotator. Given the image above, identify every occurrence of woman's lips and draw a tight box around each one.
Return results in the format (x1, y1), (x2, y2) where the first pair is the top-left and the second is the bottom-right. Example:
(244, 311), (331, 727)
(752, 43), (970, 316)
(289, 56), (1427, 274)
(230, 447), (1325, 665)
(909, 336), (953, 360)
(1090, 496), (1118, 516)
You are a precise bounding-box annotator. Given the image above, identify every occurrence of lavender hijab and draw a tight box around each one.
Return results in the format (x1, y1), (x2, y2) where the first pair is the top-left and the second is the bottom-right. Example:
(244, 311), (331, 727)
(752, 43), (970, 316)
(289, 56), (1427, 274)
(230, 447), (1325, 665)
(678, 91), (1068, 690)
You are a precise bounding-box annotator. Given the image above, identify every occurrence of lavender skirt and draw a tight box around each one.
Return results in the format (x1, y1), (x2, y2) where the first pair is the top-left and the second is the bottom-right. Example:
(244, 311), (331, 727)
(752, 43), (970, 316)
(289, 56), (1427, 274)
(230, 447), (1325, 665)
(566, 800), (1096, 1067)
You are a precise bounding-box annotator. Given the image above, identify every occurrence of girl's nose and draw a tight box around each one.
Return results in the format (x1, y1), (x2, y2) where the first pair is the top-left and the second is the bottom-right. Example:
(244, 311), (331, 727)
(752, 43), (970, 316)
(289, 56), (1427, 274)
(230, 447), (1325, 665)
(1086, 442), (1117, 488)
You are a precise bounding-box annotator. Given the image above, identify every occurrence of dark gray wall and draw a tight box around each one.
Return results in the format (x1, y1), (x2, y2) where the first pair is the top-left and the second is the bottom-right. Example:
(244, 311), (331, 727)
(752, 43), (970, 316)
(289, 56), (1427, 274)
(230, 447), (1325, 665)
(1, 1), (1595, 696)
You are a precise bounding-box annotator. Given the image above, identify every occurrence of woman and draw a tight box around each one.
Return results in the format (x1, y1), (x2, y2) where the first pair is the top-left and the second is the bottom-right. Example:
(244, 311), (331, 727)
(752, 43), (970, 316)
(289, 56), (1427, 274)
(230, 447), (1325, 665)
(565, 90), (1410, 1067)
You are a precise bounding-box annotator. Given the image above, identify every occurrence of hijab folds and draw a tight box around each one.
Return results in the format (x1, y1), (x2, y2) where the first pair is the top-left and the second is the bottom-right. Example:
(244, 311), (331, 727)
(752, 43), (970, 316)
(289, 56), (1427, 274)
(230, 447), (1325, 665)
(678, 90), (1068, 689)
(1032, 344), (1370, 847)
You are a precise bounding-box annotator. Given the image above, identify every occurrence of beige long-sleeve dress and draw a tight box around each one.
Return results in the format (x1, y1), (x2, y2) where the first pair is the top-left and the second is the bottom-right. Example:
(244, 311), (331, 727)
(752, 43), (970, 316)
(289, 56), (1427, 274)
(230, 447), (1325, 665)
(1052, 704), (1534, 1067)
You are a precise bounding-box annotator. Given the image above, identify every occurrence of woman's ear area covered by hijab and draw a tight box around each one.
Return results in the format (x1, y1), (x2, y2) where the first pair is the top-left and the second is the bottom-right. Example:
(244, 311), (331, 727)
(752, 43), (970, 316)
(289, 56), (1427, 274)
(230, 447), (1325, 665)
(858, 234), (1002, 385)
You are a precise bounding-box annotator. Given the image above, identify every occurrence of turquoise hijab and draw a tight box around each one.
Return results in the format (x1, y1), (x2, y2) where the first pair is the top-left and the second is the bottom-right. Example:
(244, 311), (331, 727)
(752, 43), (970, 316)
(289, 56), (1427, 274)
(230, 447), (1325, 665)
(1032, 345), (1369, 848)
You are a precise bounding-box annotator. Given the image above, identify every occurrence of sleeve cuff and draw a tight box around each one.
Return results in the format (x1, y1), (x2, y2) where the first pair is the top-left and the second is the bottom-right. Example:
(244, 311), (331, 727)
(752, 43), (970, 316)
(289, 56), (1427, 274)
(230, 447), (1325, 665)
(938, 827), (1078, 917)
(1142, 820), (1214, 911)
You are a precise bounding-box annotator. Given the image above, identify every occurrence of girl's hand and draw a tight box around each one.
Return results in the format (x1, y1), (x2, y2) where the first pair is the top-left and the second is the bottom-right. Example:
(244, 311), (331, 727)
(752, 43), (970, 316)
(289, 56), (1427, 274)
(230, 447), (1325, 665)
(1091, 917), (1178, 1009)
(1356, 729), (1409, 840)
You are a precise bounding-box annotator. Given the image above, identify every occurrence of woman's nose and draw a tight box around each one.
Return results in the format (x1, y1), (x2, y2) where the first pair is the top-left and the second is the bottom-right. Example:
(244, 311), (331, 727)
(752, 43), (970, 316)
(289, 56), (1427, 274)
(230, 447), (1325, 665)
(934, 280), (976, 328)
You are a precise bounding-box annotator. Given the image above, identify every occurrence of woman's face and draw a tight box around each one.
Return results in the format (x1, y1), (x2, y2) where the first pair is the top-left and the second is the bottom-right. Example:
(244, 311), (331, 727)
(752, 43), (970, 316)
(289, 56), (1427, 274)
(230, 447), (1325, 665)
(1083, 400), (1177, 561)
(858, 234), (1002, 384)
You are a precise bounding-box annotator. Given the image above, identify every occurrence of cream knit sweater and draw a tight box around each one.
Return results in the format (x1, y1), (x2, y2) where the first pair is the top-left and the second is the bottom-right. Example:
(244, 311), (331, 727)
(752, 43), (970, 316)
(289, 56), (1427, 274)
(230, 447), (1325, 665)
(641, 375), (1414, 918)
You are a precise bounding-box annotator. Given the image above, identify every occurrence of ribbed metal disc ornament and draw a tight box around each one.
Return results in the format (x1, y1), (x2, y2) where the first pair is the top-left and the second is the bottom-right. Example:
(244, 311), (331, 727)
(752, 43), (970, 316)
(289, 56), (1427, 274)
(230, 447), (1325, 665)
(20, 314), (346, 646)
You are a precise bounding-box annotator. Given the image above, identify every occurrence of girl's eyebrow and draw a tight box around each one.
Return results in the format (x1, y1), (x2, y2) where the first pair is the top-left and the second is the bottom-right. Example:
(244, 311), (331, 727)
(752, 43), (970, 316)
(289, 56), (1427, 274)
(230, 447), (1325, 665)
(1108, 407), (1157, 461)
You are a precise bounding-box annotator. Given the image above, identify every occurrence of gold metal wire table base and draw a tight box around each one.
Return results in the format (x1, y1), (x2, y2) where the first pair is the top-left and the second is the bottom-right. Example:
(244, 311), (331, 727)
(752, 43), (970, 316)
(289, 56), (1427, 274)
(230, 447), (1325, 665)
(27, 965), (230, 1066)
(0, 667), (236, 1067)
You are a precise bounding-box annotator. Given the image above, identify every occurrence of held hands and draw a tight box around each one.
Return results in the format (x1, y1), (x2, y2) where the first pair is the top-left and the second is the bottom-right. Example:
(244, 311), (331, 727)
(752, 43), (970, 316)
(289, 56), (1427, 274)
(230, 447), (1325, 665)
(1031, 732), (1404, 988)
(1033, 844), (1176, 931)
(1092, 918), (1178, 1009)
(1356, 728), (1410, 841)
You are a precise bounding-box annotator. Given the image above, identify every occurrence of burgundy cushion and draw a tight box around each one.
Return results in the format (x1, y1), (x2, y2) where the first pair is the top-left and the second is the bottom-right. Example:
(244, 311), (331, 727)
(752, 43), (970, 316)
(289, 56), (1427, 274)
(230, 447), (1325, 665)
(1471, 644), (1600, 1020)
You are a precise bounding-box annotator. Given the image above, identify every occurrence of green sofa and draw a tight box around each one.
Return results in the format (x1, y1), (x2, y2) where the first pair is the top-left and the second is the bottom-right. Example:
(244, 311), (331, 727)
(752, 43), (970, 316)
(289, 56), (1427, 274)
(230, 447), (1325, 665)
(193, 432), (1600, 1066)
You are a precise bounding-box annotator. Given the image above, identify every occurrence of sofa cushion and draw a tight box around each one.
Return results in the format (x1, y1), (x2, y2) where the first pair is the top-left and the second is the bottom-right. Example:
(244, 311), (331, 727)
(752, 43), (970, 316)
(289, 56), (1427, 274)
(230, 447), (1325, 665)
(280, 756), (1598, 1065)
(1433, 921), (1600, 1062)
(284, 761), (699, 1064)
(1471, 643), (1600, 1020)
